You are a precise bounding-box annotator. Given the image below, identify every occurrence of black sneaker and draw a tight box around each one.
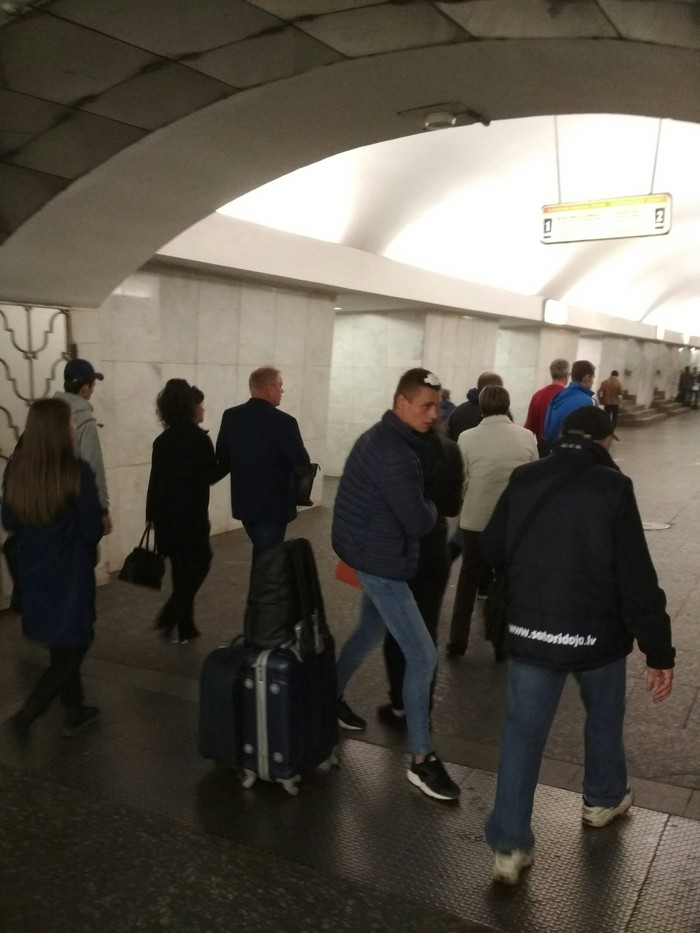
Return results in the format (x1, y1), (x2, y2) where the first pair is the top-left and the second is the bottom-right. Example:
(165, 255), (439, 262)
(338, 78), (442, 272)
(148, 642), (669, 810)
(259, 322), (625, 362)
(407, 753), (460, 801)
(62, 706), (100, 738)
(377, 703), (407, 729)
(337, 697), (366, 731)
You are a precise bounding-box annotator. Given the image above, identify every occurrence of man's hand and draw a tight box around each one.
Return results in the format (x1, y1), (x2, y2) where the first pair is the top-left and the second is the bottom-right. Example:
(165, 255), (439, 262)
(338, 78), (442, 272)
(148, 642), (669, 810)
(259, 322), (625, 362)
(646, 667), (673, 703)
(103, 513), (113, 536)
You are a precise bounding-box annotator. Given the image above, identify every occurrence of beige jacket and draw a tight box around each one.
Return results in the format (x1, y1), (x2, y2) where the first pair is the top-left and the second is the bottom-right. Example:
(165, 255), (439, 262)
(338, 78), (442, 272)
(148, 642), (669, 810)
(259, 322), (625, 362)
(458, 415), (537, 531)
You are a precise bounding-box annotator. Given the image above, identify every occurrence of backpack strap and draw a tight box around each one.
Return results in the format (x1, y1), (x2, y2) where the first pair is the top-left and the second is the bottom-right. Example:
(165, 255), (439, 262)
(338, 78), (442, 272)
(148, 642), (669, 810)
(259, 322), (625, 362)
(289, 538), (328, 656)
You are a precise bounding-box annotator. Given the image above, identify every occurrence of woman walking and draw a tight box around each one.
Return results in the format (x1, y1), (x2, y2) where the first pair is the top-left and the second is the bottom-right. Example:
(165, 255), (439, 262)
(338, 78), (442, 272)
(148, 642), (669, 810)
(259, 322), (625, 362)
(3, 398), (104, 740)
(147, 380), (224, 643)
(446, 385), (537, 658)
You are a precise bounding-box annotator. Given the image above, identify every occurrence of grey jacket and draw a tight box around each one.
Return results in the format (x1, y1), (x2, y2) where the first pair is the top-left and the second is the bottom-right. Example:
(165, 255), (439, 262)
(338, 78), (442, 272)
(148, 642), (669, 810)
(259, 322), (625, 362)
(54, 391), (109, 512)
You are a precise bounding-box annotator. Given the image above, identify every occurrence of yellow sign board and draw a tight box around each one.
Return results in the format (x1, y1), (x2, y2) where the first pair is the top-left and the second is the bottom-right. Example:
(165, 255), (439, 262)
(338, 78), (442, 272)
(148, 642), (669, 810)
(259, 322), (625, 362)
(542, 193), (672, 244)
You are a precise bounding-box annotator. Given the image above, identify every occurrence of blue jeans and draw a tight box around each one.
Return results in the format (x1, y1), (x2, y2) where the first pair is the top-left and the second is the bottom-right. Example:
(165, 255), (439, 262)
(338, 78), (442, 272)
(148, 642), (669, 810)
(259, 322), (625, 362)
(336, 571), (437, 756)
(485, 658), (627, 853)
(242, 522), (286, 560)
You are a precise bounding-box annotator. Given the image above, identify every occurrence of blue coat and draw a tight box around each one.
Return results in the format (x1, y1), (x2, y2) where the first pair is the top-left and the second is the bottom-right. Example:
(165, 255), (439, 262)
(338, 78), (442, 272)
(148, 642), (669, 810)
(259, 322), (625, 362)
(2, 461), (103, 647)
(542, 382), (595, 442)
(215, 398), (310, 525)
(332, 411), (437, 580)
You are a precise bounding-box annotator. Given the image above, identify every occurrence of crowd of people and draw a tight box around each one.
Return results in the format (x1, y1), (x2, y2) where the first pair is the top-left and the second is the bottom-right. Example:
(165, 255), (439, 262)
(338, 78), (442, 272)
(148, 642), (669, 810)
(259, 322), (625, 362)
(2, 354), (676, 888)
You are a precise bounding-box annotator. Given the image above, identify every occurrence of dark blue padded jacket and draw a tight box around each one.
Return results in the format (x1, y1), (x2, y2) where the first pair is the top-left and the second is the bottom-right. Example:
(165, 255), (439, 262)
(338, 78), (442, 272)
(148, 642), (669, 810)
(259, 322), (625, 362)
(332, 411), (437, 580)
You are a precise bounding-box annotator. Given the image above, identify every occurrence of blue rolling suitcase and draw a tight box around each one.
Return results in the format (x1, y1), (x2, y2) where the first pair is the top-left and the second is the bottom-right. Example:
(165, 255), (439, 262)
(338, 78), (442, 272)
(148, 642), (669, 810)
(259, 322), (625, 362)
(236, 641), (338, 795)
(199, 538), (339, 795)
(199, 640), (338, 795)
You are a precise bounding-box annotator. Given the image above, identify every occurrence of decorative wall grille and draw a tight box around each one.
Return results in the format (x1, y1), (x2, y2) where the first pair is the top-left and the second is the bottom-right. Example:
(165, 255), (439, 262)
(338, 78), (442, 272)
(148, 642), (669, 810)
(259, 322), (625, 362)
(0, 302), (70, 607)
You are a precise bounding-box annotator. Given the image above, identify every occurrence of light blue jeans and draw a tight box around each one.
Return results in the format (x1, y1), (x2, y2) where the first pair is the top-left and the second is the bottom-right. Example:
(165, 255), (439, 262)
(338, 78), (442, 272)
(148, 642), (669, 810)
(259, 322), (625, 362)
(336, 571), (437, 756)
(485, 658), (627, 853)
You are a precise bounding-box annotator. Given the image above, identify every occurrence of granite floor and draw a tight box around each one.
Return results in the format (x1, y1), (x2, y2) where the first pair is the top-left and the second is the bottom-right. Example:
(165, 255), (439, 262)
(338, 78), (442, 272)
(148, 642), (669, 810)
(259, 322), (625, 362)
(2, 415), (700, 931)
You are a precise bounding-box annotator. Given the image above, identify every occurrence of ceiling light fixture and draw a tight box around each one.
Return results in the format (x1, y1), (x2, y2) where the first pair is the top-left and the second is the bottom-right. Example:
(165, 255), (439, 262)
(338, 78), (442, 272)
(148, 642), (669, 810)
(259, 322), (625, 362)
(424, 111), (457, 131)
(398, 101), (490, 131)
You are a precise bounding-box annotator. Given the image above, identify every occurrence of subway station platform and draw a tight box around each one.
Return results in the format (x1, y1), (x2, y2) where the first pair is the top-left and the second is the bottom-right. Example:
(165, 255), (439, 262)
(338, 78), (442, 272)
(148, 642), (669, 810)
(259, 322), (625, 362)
(2, 416), (700, 932)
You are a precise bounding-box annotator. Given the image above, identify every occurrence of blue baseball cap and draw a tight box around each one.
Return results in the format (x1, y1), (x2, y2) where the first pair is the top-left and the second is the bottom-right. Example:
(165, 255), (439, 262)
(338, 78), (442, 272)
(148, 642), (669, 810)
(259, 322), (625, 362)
(64, 358), (104, 386)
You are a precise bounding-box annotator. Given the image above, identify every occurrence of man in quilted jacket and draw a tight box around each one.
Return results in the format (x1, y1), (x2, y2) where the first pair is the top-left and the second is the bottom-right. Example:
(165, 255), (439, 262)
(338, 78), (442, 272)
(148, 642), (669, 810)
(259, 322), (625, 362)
(332, 368), (460, 802)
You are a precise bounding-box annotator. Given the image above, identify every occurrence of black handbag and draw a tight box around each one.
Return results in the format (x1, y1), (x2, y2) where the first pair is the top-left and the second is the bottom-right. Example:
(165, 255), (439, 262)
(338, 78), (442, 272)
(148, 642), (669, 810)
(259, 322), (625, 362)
(118, 527), (165, 590)
(294, 463), (320, 507)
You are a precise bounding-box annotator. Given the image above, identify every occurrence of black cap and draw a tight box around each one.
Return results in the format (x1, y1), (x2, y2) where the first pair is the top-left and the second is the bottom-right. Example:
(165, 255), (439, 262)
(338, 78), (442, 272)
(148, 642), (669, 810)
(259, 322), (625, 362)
(562, 405), (618, 441)
(64, 358), (104, 386)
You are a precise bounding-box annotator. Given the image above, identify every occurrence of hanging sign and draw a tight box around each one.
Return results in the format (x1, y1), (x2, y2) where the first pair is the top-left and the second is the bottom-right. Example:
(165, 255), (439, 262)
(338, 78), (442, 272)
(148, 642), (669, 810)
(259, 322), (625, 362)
(541, 193), (672, 244)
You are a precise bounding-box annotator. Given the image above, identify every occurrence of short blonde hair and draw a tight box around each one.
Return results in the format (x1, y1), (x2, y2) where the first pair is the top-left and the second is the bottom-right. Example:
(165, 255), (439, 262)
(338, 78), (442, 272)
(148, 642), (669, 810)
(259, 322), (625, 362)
(249, 366), (280, 393)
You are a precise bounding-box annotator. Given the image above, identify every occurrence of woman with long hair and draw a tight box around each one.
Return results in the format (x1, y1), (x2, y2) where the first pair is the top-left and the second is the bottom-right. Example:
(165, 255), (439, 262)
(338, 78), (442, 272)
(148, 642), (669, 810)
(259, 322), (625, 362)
(3, 397), (104, 740)
(146, 380), (224, 643)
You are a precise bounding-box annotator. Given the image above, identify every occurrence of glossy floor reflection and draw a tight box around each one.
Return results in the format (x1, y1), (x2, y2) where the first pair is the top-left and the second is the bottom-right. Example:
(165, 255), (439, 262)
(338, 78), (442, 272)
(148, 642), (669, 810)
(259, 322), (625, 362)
(2, 416), (700, 931)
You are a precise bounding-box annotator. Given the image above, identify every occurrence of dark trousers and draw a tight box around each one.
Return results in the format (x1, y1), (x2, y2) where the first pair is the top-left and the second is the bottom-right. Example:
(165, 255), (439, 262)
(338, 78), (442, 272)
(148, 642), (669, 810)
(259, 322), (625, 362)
(603, 405), (619, 430)
(16, 645), (87, 726)
(156, 543), (212, 639)
(242, 522), (286, 562)
(382, 521), (450, 710)
(449, 529), (485, 649)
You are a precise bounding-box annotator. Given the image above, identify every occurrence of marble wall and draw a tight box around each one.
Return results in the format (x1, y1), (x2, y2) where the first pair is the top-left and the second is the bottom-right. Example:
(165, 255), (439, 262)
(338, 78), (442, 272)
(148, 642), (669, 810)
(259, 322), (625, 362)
(423, 312), (500, 404)
(494, 327), (540, 425)
(327, 310), (425, 475)
(71, 268), (335, 573)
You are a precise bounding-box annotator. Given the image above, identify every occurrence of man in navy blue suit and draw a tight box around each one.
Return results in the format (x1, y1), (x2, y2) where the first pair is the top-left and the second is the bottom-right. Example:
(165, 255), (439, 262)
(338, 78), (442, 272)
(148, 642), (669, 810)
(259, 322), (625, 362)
(216, 366), (311, 558)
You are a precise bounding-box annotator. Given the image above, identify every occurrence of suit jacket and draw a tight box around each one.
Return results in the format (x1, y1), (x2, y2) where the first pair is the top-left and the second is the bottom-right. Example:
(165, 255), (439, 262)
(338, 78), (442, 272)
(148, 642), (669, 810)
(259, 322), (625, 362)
(216, 398), (310, 524)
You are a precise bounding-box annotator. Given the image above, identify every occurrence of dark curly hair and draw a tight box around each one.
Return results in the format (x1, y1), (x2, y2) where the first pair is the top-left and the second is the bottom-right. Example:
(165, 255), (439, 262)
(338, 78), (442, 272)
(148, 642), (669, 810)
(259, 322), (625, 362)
(156, 379), (198, 427)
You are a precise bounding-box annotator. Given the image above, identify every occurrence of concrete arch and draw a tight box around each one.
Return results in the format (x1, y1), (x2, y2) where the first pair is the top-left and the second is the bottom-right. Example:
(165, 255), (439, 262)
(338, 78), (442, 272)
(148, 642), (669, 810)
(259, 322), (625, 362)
(2, 38), (700, 307)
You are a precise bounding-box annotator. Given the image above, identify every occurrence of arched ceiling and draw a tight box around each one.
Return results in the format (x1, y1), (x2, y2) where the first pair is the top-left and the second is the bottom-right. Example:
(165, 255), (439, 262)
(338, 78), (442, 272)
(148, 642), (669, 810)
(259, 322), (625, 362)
(218, 113), (700, 333)
(1, 0), (700, 327)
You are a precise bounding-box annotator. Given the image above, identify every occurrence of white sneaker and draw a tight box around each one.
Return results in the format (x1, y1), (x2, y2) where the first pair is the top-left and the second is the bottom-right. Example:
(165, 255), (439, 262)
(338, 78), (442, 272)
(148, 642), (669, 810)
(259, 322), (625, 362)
(492, 849), (534, 885)
(582, 787), (634, 827)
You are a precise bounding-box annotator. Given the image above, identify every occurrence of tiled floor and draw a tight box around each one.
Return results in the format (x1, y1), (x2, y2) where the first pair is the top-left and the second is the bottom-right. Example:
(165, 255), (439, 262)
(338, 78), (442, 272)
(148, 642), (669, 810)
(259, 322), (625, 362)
(2, 415), (700, 931)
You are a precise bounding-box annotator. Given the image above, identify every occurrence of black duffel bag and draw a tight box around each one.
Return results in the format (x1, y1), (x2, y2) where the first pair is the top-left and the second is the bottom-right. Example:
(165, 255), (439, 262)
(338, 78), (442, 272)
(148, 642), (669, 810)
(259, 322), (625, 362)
(244, 537), (330, 659)
(118, 527), (165, 590)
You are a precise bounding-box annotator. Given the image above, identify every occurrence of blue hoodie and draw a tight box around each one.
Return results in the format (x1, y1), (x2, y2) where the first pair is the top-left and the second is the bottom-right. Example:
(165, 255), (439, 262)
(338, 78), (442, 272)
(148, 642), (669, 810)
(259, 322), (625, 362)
(542, 382), (595, 442)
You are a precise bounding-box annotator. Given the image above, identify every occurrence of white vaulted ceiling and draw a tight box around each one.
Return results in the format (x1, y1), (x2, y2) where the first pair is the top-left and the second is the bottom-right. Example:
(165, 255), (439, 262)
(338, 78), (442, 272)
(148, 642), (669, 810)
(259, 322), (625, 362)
(217, 113), (700, 334)
(1, 0), (700, 338)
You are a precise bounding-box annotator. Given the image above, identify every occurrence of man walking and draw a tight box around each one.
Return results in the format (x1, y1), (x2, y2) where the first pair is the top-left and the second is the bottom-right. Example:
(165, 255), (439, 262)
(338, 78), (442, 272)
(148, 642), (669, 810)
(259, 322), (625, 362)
(597, 369), (623, 430)
(447, 371), (503, 441)
(54, 358), (112, 535)
(541, 359), (596, 449)
(480, 405), (675, 885)
(524, 358), (569, 457)
(333, 368), (460, 801)
(216, 366), (310, 558)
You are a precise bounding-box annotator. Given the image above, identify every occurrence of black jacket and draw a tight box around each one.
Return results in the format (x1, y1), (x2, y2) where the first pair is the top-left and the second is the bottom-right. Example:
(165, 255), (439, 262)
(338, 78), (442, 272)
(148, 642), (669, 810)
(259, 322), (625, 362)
(216, 398), (310, 525)
(146, 423), (224, 556)
(447, 389), (481, 441)
(479, 437), (675, 672)
(420, 430), (463, 521)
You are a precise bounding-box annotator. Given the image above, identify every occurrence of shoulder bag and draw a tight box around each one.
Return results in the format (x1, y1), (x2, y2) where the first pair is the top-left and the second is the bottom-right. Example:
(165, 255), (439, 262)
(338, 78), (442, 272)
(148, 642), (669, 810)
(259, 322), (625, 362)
(118, 527), (165, 590)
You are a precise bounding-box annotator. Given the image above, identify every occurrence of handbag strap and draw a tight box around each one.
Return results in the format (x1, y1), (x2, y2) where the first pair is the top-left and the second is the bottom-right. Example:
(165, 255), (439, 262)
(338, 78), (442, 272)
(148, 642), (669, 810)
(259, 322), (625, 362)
(505, 461), (593, 562)
(139, 526), (153, 551)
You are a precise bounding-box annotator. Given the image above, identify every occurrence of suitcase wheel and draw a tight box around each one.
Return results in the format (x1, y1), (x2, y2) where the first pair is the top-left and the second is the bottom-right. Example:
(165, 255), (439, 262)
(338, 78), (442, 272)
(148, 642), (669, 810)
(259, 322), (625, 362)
(280, 776), (301, 797)
(317, 746), (340, 772)
(240, 769), (257, 789)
